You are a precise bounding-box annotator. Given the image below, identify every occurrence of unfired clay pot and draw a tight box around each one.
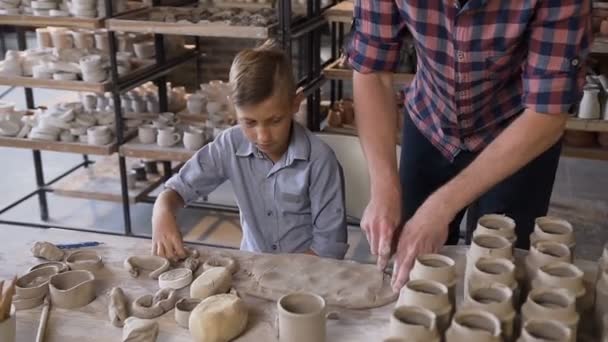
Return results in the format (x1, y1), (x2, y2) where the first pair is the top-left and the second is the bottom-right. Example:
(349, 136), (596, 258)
(201, 254), (238, 275)
(16, 266), (59, 299)
(532, 261), (590, 315)
(409, 253), (456, 309)
(445, 309), (502, 342)
(463, 283), (515, 342)
(65, 250), (103, 272)
(28, 261), (69, 273)
(175, 298), (201, 329)
(158, 268), (193, 290)
(466, 257), (518, 307)
(474, 214), (517, 244)
(389, 305), (440, 342)
(49, 270), (96, 309)
(277, 292), (325, 342)
(466, 234), (513, 279)
(124, 255), (170, 279)
(518, 319), (572, 342)
(12, 292), (46, 310)
(521, 288), (579, 342)
(530, 216), (575, 252)
(397, 279), (452, 335)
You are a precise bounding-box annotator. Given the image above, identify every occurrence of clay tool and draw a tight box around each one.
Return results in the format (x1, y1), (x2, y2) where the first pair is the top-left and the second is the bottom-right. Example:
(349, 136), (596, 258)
(35, 296), (50, 342)
(55, 241), (103, 249)
(0, 276), (16, 321)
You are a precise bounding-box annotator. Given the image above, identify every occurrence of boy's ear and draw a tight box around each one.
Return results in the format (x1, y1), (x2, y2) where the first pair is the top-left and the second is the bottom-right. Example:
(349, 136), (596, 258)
(291, 87), (305, 114)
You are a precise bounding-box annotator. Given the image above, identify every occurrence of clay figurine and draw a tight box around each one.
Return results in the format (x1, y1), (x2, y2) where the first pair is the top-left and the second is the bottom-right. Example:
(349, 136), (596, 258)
(109, 287), (129, 328)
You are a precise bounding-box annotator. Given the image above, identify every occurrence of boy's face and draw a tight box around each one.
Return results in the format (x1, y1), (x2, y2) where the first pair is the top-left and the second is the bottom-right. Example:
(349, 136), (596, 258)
(235, 91), (302, 162)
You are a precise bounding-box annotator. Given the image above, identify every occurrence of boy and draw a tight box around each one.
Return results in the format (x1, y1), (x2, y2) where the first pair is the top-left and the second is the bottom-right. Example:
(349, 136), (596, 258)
(151, 42), (348, 261)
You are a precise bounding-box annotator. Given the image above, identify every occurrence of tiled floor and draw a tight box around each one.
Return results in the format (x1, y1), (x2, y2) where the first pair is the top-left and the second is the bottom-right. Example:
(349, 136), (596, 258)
(1, 85), (607, 263)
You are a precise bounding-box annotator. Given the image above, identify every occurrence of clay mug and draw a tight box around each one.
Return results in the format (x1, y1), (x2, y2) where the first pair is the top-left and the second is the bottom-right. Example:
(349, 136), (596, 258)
(0, 305), (15, 342)
(87, 125), (111, 145)
(187, 93), (205, 114)
(138, 124), (156, 144)
(82, 94), (97, 112)
(36, 28), (52, 48)
(389, 305), (440, 342)
(183, 127), (205, 151)
(157, 127), (181, 147)
(72, 30), (95, 49)
(277, 292), (326, 342)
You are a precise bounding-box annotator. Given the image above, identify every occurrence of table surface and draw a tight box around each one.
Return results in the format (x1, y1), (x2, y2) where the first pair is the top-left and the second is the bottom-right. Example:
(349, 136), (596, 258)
(0, 226), (599, 341)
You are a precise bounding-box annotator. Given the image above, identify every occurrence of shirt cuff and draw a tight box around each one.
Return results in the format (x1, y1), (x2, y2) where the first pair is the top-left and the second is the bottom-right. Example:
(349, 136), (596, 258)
(164, 174), (199, 205)
(347, 31), (402, 74)
(311, 235), (349, 260)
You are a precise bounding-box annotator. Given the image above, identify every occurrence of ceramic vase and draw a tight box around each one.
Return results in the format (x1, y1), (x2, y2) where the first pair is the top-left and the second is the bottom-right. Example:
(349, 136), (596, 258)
(445, 309), (502, 342)
(530, 216), (575, 252)
(396, 279), (452, 335)
(463, 283), (515, 342)
(517, 320), (572, 342)
(578, 88), (601, 119)
(409, 253), (456, 309)
(474, 214), (517, 244)
(389, 305), (440, 342)
(521, 288), (579, 342)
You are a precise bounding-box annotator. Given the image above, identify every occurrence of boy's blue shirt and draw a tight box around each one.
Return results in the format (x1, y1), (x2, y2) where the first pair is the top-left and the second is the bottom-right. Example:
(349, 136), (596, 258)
(165, 122), (348, 259)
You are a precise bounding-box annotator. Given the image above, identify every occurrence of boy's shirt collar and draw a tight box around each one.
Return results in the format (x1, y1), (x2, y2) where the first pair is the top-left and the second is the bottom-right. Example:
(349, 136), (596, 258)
(236, 122), (310, 166)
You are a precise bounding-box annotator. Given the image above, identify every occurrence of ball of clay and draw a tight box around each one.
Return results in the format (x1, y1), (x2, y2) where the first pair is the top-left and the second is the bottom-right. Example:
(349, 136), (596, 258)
(31, 241), (65, 261)
(190, 267), (232, 300)
(189, 294), (248, 342)
(122, 317), (159, 342)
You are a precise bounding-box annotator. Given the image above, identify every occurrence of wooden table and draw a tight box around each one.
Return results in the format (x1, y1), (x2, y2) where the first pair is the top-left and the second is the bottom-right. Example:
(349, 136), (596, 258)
(0, 226), (598, 341)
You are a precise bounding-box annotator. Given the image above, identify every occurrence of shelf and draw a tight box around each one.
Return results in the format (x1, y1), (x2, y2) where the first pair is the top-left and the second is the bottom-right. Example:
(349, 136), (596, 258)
(0, 135), (120, 155)
(562, 145), (608, 161)
(0, 5), (145, 28)
(324, 1), (352, 24)
(592, 37), (608, 54)
(49, 156), (166, 203)
(323, 59), (415, 85)
(566, 118), (608, 133)
(106, 7), (273, 39)
(119, 136), (197, 162)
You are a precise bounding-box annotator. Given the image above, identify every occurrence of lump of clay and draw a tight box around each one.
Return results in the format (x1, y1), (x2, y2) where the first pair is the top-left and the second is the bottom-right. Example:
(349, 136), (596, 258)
(190, 267), (232, 300)
(109, 287), (129, 327)
(202, 254), (238, 275)
(131, 288), (178, 319)
(31, 241), (64, 261)
(189, 294), (248, 342)
(124, 256), (170, 279)
(122, 317), (158, 342)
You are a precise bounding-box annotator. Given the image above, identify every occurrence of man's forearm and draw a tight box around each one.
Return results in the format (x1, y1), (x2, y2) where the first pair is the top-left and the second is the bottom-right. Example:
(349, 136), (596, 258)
(427, 109), (567, 219)
(353, 71), (401, 196)
(153, 189), (185, 218)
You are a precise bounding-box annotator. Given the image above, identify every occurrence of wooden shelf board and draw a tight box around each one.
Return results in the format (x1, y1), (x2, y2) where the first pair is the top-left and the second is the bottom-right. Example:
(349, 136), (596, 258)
(324, 1), (352, 23)
(0, 135), (118, 155)
(0, 14), (105, 28)
(592, 37), (608, 54)
(323, 59), (414, 85)
(49, 156), (166, 203)
(566, 118), (608, 133)
(107, 7), (272, 39)
(0, 75), (110, 93)
(562, 145), (608, 161)
(120, 136), (197, 162)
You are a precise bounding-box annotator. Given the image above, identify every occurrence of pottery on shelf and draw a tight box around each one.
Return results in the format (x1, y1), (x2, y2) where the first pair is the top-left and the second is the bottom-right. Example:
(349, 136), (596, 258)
(445, 309), (502, 342)
(49, 270), (96, 309)
(175, 298), (201, 329)
(578, 88), (601, 119)
(532, 261), (590, 315)
(474, 214), (517, 244)
(521, 288), (579, 342)
(389, 305), (440, 342)
(396, 279), (452, 335)
(158, 268), (193, 290)
(530, 216), (575, 252)
(15, 266), (59, 299)
(462, 283), (515, 342)
(409, 253), (456, 309)
(277, 292), (325, 342)
(518, 319), (572, 342)
(65, 250), (103, 272)
(124, 255), (171, 279)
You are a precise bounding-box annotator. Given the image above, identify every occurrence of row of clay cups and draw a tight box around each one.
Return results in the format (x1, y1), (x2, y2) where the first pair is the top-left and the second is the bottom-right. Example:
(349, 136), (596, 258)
(138, 125), (207, 150)
(86, 125), (113, 145)
(68, 0), (97, 18)
(79, 55), (107, 83)
(37, 27), (109, 52)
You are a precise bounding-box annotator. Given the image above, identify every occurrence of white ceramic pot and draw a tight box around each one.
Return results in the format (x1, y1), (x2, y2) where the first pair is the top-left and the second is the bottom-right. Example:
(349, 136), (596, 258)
(138, 124), (157, 144)
(578, 88), (601, 119)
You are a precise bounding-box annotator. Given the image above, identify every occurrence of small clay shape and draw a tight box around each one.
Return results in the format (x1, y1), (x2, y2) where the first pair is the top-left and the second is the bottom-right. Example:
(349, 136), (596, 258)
(124, 255), (170, 279)
(122, 317), (159, 342)
(445, 309), (502, 342)
(184, 256), (200, 273)
(175, 298), (201, 329)
(109, 287), (129, 328)
(190, 267), (232, 300)
(31, 241), (64, 261)
(49, 270), (96, 309)
(16, 266), (59, 299)
(65, 250), (103, 271)
(189, 294), (248, 342)
(131, 288), (178, 319)
(202, 254), (238, 274)
(518, 319), (572, 342)
(28, 261), (69, 273)
(158, 268), (193, 290)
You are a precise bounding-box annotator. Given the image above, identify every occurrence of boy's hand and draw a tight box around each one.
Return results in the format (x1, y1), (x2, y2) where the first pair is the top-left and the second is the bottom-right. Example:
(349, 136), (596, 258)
(151, 208), (187, 261)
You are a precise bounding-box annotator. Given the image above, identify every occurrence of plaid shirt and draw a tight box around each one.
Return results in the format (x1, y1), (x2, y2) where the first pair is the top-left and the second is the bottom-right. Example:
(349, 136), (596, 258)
(348, 0), (591, 161)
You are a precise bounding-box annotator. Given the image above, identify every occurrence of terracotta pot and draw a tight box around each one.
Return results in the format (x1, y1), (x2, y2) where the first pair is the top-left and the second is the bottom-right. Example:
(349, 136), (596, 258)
(530, 216), (575, 252)
(474, 214), (517, 244)
(518, 319), (572, 342)
(521, 288), (579, 342)
(175, 298), (201, 329)
(49, 270), (96, 309)
(596, 268), (608, 337)
(397, 279), (452, 334)
(389, 305), (440, 342)
(466, 234), (513, 279)
(445, 309), (502, 342)
(65, 250), (103, 272)
(525, 241), (571, 292)
(277, 292), (326, 342)
(463, 283), (515, 342)
(409, 253), (456, 308)
(532, 262), (590, 315)
(16, 266), (59, 299)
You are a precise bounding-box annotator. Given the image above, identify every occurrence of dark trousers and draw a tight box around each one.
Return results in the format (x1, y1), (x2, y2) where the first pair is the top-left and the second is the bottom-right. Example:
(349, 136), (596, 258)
(399, 113), (562, 249)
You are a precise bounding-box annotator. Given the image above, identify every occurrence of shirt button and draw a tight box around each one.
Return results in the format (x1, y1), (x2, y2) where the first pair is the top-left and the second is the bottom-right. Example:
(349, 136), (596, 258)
(267, 211), (273, 216)
(272, 244), (277, 250)
(571, 58), (579, 67)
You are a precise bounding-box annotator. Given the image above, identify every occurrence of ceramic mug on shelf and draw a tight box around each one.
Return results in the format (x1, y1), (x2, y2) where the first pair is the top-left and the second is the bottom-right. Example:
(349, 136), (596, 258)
(183, 127), (205, 151)
(157, 127), (181, 147)
(138, 124), (157, 144)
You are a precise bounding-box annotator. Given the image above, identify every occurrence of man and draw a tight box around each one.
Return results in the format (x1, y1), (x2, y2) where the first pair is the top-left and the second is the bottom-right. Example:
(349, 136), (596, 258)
(348, 0), (591, 292)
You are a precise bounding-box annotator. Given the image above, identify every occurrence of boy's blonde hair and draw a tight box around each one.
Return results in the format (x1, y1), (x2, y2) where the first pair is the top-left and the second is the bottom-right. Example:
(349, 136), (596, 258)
(229, 40), (296, 108)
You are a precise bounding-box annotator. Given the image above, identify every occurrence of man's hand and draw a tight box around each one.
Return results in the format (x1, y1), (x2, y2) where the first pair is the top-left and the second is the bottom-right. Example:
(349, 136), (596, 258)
(361, 185), (402, 271)
(151, 190), (187, 261)
(390, 197), (451, 292)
